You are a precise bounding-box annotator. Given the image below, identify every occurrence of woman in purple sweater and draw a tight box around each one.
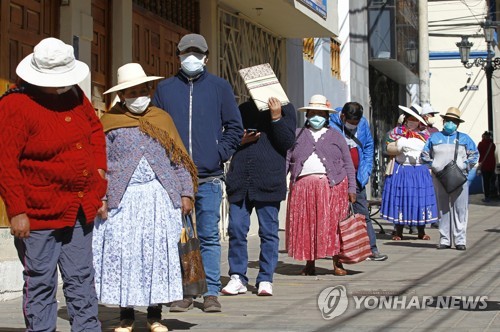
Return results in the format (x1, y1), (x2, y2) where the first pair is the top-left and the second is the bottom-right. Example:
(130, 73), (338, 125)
(286, 95), (356, 276)
(93, 63), (196, 332)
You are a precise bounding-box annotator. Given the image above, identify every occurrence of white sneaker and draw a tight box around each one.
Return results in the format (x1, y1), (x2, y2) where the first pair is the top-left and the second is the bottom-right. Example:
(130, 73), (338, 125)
(221, 275), (247, 295)
(257, 281), (273, 296)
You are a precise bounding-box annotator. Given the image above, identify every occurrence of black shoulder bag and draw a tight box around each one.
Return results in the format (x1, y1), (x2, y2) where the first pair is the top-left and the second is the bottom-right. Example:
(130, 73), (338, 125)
(435, 133), (468, 193)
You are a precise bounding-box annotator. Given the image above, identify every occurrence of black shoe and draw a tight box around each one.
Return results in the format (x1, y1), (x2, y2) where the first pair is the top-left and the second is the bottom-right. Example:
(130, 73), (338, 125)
(366, 253), (388, 261)
(436, 244), (451, 250)
(169, 298), (194, 312)
(455, 245), (466, 251)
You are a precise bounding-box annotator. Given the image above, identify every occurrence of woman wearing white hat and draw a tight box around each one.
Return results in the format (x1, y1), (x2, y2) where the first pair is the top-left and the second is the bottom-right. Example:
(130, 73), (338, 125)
(93, 63), (196, 331)
(286, 95), (356, 276)
(0, 37), (106, 331)
(381, 105), (439, 240)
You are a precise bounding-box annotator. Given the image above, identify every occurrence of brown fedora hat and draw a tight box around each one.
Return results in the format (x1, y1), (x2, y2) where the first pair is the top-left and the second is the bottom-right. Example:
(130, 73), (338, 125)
(440, 107), (464, 123)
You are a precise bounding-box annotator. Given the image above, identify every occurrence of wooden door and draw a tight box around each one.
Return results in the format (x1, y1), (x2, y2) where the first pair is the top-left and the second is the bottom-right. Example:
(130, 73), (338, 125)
(91, 0), (111, 115)
(0, 0), (59, 227)
(132, 4), (190, 79)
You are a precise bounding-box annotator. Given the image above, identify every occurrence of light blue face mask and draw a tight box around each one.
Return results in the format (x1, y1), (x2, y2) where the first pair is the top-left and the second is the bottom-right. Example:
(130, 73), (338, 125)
(443, 121), (458, 134)
(308, 115), (326, 129)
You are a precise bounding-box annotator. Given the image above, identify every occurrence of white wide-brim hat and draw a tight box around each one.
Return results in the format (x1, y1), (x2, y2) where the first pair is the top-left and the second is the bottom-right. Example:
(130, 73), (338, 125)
(298, 94), (336, 113)
(104, 63), (163, 94)
(398, 104), (426, 125)
(421, 103), (439, 116)
(16, 37), (89, 87)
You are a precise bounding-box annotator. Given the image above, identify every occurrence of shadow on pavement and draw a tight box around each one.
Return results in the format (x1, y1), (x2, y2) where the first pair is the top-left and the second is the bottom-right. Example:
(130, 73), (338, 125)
(58, 305), (197, 331)
(426, 298), (500, 311)
(383, 241), (438, 249)
(484, 228), (500, 233)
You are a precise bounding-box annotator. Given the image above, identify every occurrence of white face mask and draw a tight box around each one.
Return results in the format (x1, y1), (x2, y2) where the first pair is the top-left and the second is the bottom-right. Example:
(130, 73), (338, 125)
(180, 52), (206, 76)
(56, 86), (72, 94)
(344, 122), (358, 131)
(426, 116), (436, 126)
(125, 96), (151, 114)
(406, 120), (420, 130)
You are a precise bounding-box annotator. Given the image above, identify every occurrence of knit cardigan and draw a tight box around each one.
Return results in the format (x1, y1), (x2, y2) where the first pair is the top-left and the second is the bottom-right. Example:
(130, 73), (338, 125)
(287, 127), (357, 194)
(225, 102), (297, 203)
(0, 88), (107, 230)
(105, 127), (194, 209)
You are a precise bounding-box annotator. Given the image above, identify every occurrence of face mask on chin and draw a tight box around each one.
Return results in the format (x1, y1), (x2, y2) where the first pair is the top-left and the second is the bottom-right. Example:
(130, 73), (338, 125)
(125, 96), (151, 114)
(308, 115), (326, 130)
(180, 52), (206, 76)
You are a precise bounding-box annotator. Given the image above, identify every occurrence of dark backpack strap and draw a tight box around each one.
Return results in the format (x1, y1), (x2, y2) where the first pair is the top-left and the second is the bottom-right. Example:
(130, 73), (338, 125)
(453, 132), (460, 161)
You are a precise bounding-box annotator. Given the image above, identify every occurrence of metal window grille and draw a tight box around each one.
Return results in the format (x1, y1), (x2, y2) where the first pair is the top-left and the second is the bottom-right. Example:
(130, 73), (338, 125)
(330, 38), (341, 78)
(218, 8), (284, 105)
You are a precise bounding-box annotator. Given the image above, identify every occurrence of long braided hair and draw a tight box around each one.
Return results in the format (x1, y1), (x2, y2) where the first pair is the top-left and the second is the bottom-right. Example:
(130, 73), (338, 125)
(0, 81), (27, 101)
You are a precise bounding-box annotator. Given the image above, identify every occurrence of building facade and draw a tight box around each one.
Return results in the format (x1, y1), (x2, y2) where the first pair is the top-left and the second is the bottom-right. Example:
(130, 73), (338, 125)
(0, 0), (341, 299)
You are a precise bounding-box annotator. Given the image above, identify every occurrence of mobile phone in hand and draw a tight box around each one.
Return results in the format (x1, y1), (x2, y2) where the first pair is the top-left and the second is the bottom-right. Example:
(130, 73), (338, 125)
(246, 128), (258, 134)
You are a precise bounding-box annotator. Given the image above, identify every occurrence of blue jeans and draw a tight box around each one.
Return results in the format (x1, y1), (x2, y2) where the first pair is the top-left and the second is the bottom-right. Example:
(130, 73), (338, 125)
(227, 197), (280, 285)
(353, 182), (378, 255)
(195, 179), (223, 296)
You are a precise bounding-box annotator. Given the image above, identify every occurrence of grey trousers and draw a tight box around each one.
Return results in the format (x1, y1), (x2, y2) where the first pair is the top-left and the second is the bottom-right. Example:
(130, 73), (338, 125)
(14, 212), (101, 332)
(433, 177), (469, 246)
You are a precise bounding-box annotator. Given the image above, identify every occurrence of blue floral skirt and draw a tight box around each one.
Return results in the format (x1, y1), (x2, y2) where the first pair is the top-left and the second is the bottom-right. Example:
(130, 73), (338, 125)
(93, 158), (183, 307)
(380, 162), (438, 225)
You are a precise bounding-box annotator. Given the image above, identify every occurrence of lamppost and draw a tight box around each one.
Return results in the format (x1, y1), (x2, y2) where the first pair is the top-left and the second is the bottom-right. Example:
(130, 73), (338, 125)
(406, 41), (418, 68)
(456, 20), (500, 134)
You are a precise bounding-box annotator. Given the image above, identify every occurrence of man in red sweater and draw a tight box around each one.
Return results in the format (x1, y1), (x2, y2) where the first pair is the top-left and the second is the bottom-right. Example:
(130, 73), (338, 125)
(0, 38), (106, 331)
(477, 131), (497, 202)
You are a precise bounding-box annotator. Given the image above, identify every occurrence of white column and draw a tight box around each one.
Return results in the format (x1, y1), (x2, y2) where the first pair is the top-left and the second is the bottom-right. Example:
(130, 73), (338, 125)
(419, 0), (430, 104)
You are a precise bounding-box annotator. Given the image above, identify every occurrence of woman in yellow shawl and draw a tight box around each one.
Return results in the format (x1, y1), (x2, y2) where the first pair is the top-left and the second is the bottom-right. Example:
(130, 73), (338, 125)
(93, 63), (197, 332)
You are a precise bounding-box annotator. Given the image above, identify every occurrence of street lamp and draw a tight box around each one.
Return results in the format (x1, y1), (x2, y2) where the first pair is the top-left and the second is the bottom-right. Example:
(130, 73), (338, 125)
(456, 20), (500, 134)
(406, 41), (418, 68)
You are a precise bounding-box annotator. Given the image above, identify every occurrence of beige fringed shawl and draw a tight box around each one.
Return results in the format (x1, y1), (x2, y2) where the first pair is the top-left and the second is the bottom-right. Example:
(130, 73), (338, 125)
(100, 103), (198, 192)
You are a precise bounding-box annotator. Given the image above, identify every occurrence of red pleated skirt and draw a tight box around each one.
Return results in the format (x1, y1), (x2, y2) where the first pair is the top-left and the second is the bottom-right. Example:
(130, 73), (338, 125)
(286, 174), (349, 261)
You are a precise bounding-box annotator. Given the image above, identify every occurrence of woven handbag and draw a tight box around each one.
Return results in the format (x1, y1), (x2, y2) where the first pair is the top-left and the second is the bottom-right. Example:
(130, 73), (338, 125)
(178, 214), (208, 297)
(338, 205), (372, 264)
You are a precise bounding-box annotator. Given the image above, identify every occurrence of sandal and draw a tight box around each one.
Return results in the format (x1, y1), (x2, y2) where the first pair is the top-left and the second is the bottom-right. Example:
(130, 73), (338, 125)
(418, 234), (431, 240)
(392, 235), (402, 241)
(147, 321), (168, 332)
(115, 320), (135, 332)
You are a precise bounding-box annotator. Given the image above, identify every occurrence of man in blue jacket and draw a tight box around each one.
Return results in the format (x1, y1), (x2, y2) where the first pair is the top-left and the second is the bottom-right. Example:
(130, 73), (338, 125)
(330, 102), (388, 261)
(153, 33), (244, 312)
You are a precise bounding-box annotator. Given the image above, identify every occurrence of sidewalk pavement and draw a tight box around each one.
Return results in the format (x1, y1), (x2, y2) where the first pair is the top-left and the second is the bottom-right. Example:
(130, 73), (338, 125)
(0, 194), (499, 331)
